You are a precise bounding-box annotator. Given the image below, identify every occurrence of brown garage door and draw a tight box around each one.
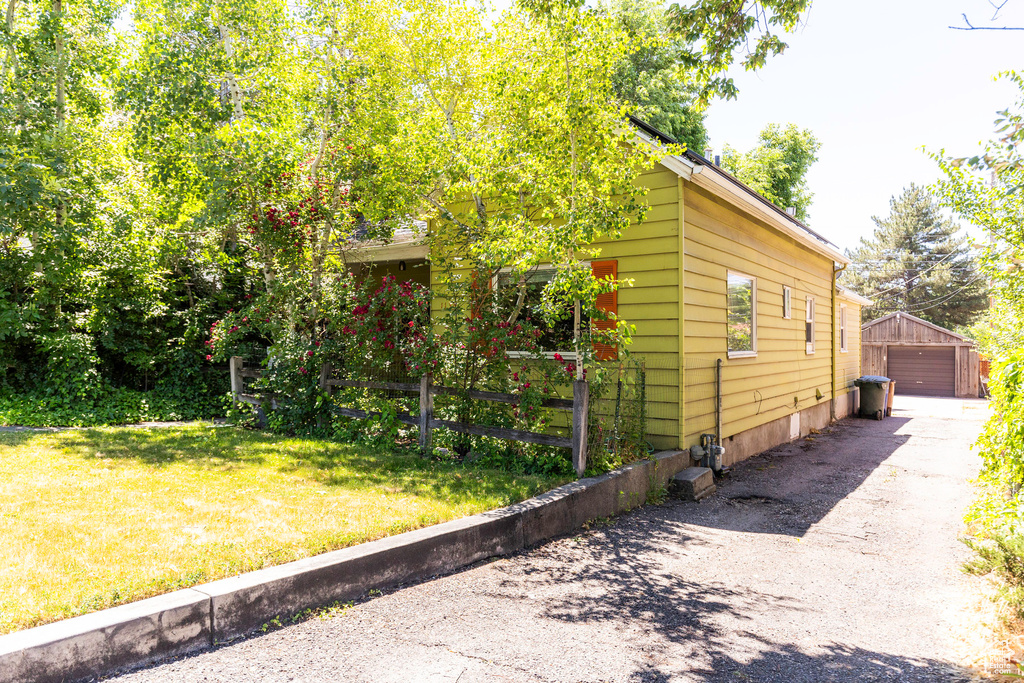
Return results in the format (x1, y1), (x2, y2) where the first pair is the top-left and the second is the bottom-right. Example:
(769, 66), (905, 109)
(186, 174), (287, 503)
(886, 346), (956, 397)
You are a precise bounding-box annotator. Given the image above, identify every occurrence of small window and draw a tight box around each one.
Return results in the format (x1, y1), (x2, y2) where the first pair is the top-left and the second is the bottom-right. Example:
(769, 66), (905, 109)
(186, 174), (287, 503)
(727, 272), (757, 358)
(783, 286), (792, 319)
(805, 297), (815, 354)
(495, 266), (584, 358)
(840, 304), (848, 353)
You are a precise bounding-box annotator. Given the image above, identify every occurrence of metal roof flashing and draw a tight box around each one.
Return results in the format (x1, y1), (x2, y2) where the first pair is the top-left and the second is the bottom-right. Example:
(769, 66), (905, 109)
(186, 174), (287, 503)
(627, 116), (848, 266)
(681, 149), (848, 265)
(837, 286), (873, 307)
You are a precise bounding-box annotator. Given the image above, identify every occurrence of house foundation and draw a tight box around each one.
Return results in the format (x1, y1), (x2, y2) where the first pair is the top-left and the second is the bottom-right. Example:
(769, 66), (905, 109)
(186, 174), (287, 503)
(717, 400), (845, 468)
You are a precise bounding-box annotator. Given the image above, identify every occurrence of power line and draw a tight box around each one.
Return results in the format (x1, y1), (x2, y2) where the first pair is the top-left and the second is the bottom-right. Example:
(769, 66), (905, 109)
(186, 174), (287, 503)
(865, 274), (987, 312)
(851, 249), (960, 299)
(902, 276), (988, 313)
(849, 255), (983, 262)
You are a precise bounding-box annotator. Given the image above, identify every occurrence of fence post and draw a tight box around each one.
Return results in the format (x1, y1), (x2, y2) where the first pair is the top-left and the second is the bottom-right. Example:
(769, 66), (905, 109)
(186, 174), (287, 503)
(317, 362), (333, 429)
(229, 356), (243, 402)
(572, 379), (589, 477)
(419, 374), (433, 454)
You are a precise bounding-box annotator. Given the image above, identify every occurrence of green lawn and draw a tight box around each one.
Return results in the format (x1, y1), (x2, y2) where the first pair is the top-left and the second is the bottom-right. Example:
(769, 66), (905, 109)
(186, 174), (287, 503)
(0, 425), (566, 635)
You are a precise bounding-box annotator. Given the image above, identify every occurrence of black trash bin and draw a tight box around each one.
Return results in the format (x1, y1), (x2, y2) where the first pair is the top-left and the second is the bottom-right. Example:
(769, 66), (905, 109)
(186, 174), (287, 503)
(854, 375), (891, 420)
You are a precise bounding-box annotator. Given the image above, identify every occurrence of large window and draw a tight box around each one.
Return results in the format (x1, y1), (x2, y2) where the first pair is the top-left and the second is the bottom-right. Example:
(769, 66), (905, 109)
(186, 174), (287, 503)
(805, 297), (816, 354)
(840, 304), (848, 353)
(727, 272), (757, 358)
(495, 267), (583, 357)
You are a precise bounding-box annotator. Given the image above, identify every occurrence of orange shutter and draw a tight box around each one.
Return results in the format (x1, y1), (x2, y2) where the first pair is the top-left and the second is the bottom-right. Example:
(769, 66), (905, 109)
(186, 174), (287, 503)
(591, 260), (618, 361)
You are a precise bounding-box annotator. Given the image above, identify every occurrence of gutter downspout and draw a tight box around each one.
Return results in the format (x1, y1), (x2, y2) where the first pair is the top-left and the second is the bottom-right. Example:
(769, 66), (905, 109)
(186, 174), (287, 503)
(831, 262), (847, 422)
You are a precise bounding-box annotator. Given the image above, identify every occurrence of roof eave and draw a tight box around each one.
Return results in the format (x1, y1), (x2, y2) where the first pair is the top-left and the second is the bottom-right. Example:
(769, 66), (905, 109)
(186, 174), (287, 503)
(349, 240), (429, 263)
(838, 287), (873, 306)
(631, 127), (699, 180)
(861, 311), (970, 341)
(686, 163), (850, 265)
(630, 119), (848, 265)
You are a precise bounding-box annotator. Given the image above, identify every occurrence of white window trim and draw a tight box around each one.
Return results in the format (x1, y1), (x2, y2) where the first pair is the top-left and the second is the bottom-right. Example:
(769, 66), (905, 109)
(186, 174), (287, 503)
(805, 296), (815, 355)
(783, 285), (792, 319)
(507, 350), (578, 361)
(839, 303), (848, 353)
(727, 270), (758, 359)
(493, 264), (588, 359)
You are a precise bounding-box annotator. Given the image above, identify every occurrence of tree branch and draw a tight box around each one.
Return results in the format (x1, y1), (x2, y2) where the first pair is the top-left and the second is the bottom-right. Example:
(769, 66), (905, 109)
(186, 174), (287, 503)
(309, 105), (332, 179)
(950, 12), (1024, 29)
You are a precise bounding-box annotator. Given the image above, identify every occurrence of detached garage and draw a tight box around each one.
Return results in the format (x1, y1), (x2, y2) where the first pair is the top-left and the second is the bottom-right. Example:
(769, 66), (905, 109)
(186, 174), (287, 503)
(861, 312), (980, 398)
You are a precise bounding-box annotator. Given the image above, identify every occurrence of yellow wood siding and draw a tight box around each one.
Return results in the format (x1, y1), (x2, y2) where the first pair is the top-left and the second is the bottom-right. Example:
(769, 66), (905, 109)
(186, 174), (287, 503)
(425, 164), (683, 449)
(682, 180), (835, 446)
(835, 300), (862, 396)
(419, 161), (848, 454)
(591, 164), (681, 450)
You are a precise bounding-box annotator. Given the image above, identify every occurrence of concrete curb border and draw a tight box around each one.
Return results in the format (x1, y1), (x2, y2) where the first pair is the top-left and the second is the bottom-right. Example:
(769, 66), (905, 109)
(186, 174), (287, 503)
(0, 449), (692, 683)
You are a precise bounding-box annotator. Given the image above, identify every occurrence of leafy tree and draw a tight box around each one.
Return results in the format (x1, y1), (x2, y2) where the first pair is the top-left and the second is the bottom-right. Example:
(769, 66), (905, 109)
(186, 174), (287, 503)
(845, 184), (988, 329)
(397, 0), (656, 378)
(600, 0), (707, 151)
(934, 74), (1024, 608)
(0, 0), (141, 391)
(666, 0), (810, 103)
(0, 0), (819, 427)
(601, 0), (812, 151)
(720, 122), (819, 220)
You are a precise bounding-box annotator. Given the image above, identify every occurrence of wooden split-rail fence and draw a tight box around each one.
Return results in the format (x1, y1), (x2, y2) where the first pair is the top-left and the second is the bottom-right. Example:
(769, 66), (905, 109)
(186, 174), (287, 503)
(229, 357), (591, 476)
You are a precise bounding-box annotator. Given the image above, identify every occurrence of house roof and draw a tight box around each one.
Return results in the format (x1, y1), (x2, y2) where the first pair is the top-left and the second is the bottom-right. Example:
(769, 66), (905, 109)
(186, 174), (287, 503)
(837, 285), (873, 306)
(629, 116), (849, 266)
(348, 220), (428, 263)
(861, 311), (971, 342)
(359, 118), (851, 267)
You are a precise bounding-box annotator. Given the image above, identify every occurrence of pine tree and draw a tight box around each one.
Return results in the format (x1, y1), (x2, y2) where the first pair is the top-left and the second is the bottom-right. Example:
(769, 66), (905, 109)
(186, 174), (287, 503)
(846, 184), (988, 329)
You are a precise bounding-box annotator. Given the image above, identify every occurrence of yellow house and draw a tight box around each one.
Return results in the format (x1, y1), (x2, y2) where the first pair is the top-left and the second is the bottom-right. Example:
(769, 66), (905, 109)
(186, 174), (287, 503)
(351, 121), (872, 468)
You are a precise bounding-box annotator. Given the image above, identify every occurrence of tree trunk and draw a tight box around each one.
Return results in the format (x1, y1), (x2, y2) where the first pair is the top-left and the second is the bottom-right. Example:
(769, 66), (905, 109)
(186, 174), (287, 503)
(53, 0), (63, 124)
(218, 25), (244, 121)
(52, 0), (65, 232)
(1, 0), (17, 84)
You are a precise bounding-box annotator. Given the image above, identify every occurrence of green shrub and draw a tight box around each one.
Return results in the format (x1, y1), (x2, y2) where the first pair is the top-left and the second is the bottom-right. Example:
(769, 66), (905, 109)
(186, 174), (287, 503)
(965, 530), (1024, 621)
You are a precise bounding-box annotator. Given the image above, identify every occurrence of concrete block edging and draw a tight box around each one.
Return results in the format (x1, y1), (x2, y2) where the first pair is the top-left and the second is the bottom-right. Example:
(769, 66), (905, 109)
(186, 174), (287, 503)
(0, 449), (692, 683)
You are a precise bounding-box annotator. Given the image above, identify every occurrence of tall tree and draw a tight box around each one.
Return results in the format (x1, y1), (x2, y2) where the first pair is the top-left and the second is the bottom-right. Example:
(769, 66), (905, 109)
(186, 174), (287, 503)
(720, 122), (820, 220)
(601, 0), (812, 151)
(0, 0), (158, 394)
(396, 0), (658, 375)
(845, 184), (988, 329)
(666, 0), (810, 103)
(600, 0), (707, 151)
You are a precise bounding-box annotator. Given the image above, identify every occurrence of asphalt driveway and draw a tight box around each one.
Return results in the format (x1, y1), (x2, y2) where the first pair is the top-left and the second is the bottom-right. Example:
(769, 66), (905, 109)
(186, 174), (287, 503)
(110, 396), (990, 682)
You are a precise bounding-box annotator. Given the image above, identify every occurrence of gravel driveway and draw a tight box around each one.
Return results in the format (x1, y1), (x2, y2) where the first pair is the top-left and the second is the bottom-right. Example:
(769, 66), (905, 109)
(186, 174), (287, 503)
(110, 397), (990, 683)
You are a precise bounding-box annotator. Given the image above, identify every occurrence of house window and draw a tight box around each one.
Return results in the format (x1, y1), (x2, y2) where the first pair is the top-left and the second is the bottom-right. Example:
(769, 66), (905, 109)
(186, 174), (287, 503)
(727, 272), (757, 358)
(840, 304), (848, 353)
(783, 286), (792, 319)
(805, 297), (815, 354)
(495, 266), (584, 358)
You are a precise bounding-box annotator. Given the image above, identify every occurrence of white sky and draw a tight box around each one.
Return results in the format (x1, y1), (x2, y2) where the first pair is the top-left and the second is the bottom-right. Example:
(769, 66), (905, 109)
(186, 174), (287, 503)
(704, 0), (1024, 253)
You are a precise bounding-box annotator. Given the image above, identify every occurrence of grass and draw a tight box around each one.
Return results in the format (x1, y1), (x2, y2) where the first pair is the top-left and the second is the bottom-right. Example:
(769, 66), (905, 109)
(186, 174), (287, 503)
(0, 424), (568, 635)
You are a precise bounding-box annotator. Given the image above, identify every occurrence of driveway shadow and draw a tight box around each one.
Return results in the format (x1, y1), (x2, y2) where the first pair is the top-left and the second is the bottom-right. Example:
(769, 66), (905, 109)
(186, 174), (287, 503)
(687, 416), (915, 537)
(633, 642), (975, 681)
(491, 507), (975, 681)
